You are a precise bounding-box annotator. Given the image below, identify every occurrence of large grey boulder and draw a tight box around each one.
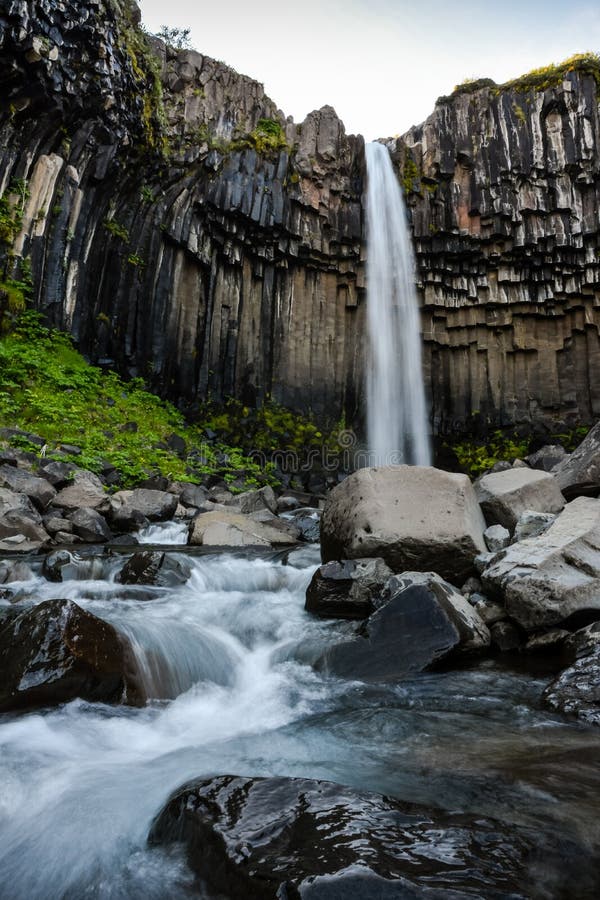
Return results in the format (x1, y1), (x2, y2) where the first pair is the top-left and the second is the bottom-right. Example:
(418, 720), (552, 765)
(320, 466), (486, 584)
(543, 648), (600, 725)
(52, 480), (107, 512)
(0, 486), (41, 520)
(482, 497), (600, 630)
(553, 422), (600, 499)
(188, 510), (297, 548)
(526, 444), (568, 472)
(109, 488), (178, 523)
(305, 558), (393, 619)
(0, 464), (56, 510)
(238, 485), (278, 515)
(68, 508), (112, 543)
(319, 571), (490, 681)
(475, 468), (565, 531)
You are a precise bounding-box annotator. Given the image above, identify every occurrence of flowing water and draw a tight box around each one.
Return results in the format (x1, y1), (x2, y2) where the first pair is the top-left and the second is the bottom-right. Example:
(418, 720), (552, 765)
(1, 538), (600, 898)
(365, 141), (431, 466)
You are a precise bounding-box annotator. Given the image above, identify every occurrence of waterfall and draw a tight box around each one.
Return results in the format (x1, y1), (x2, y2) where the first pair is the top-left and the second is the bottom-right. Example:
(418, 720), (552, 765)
(365, 141), (431, 466)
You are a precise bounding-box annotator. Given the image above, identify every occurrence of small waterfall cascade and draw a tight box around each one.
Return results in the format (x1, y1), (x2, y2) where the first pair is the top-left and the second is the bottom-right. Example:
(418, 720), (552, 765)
(365, 141), (431, 466)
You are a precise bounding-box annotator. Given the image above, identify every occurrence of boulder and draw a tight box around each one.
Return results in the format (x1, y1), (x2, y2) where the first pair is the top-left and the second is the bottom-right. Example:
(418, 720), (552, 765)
(469, 594), (506, 626)
(177, 483), (209, 508)
(484, 524), (510, 552)
(0, 599), (144, 712)
(513, 510), (556, 543)
(319, 571), (490, 681)
(0, 486), (41, 521)
(188, 511), (298, 548)
(52, 480), (107, 512)
(109, 488), (178, 523)
(543, 648), (600, 725)
(305, 558), (393, 619)
(238, 485), (278, 515)
(42, 549), (77, 582)
(68, 508), (112, 543)
(43, 515), (74, 535)
(38, 459), (77, 488)
(475, 468), (565, 531)
(320, 466), (487, 584)
(0, 535), (45, 553)
(0, 560), (34, 584)
(0, 509), (50, 544)
(148, 774), (544, 898)
(284, 508), (321, 542)
(490, 621), (522, 652)
(482, 497), (600, 631)
(116, 551), (191, 587)
(526, 444), (568, 472)
(0, 464), (56, 510)
(553, 422), (600, 499)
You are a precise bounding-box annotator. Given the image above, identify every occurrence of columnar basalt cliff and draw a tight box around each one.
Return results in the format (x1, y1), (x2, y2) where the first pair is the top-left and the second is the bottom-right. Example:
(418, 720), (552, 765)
(0, 0), (365, 420)
(1, 0), (600, 437)
(388, 66), (600, 435)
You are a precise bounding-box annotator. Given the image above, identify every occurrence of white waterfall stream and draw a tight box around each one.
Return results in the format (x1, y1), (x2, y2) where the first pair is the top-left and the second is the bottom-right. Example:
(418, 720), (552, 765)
(365, 141), (431, 466)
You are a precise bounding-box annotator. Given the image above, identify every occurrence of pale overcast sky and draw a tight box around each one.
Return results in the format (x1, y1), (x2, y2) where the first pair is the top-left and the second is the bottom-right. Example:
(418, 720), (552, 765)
(139, 0), (600, 139)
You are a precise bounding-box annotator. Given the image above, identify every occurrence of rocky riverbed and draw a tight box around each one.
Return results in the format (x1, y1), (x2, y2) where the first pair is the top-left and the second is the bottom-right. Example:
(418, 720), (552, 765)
(2, 427), (600, 896)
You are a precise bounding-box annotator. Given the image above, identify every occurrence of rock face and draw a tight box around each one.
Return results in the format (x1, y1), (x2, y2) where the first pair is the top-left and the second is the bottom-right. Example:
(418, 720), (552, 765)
(305, 558), (392, 619)
(2, 4), (599, 432)
(482, 497), (600, 629)
(148, 774), (545, 898)
(475, 468), (565, 530)
(319, 571), (490, 681)
(0, 599), (144, 712)
(553, 422), (600, 498)
(320, 466), (487, 584)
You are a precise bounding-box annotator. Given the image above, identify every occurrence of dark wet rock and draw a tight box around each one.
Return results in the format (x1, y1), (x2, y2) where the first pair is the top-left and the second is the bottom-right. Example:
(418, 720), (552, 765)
(116, 551), (191, 587)
(526, 444), (568, 473)
(0, 599), (145, 713)
(109, 489), (178, 524)
(321, 466), (486, 585)
(38, 460), (77, 488)
(43, 515), (74, 535)
(54, 531), (80, 544)
(286, 508), (321, 542)
(276, 495), (302, 512)
(525, 629), (570, 653)
(107, 533), (139, 548)
(305, 558), (392, 619)
(482, 497), (600, 631)
(319, 572), (490, 681)
(544, 647), (600, 725)
(460, 576), (482, 597)
(42, 549), (76, 582)
(474, 468), (565, 531)
(553, 422), (600, 500)
(0, 464), (56, 511)
(490, 621), (522, 652)
(148, 774), (569, 899)
(68, 508), (112, 543)
(469, 594), (506, 627)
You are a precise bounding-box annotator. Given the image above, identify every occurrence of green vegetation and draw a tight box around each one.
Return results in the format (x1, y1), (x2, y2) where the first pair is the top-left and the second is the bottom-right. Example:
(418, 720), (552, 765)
(157, 25), (193, 50)
(231, 118), (290, 157)
(0, 312), (276, 489)
(0, 178), (28, 246)
(104, 218), (130, 242)
(440, 53), (600, 104)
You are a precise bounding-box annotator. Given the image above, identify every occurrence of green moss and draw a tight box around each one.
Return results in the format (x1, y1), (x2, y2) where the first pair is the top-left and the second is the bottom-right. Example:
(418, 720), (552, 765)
(401, 154), (420, 195)
(0, 311), (276, 489)
(0, 179), (29, 246)
(104, 218), (130, 242)
(230, 118), (290, 157)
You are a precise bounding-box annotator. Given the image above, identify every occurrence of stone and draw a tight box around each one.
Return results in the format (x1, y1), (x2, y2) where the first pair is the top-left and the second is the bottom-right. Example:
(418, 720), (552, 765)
(490, 621), (522, 652)
(0, 560), (34, 584)
(475, 468), (565, 531)
(276, 495), (302, 512)
(0, 509), (50, 544)
(0, 464), (56, 510)
(526, 444), (568, 472)
(0, 599), (144, 712)
(248, 510), (301, 541)
(482, 497), (600, 630)
(543, 648), (600, 725)
(470, 594), (506, 626)
(68, 507), (112, 543)
(148, 774), (548, 898)
(525, 629), (570, 653)
(320, 466), (487, 584)
(43, 515), (74, 535)
(0, 487), (42, 522)
(553, 422), (600, 500)
(319, 571), (490, 681)
(42, 549), (76, 582)
(284, 508), (321, 542)
(38, 459), (77, 488)
(484, 524), (510, 552)
(116, 551), (191, 587)
(460, 575), (482, 596)
(188, 510), (298, 548)
(305, 558), (393, 619)
(513, 510), (556, 543)
(52, 481), (107, 511)
(177, 483), (209, 508)
(109, 489), (178, 523)
(0, 536), (44, 553)
(237, 485), (278, 515)
(54, 531), (80, 544)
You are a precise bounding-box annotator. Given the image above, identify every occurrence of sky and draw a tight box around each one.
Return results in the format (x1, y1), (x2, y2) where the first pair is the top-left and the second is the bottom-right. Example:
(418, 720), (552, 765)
(138, 0), (600, 139)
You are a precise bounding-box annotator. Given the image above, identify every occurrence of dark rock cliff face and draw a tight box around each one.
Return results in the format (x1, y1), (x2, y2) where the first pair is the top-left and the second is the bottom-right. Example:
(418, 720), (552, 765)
(1, 0), (599, 437)
(389, 71), (600, 436)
